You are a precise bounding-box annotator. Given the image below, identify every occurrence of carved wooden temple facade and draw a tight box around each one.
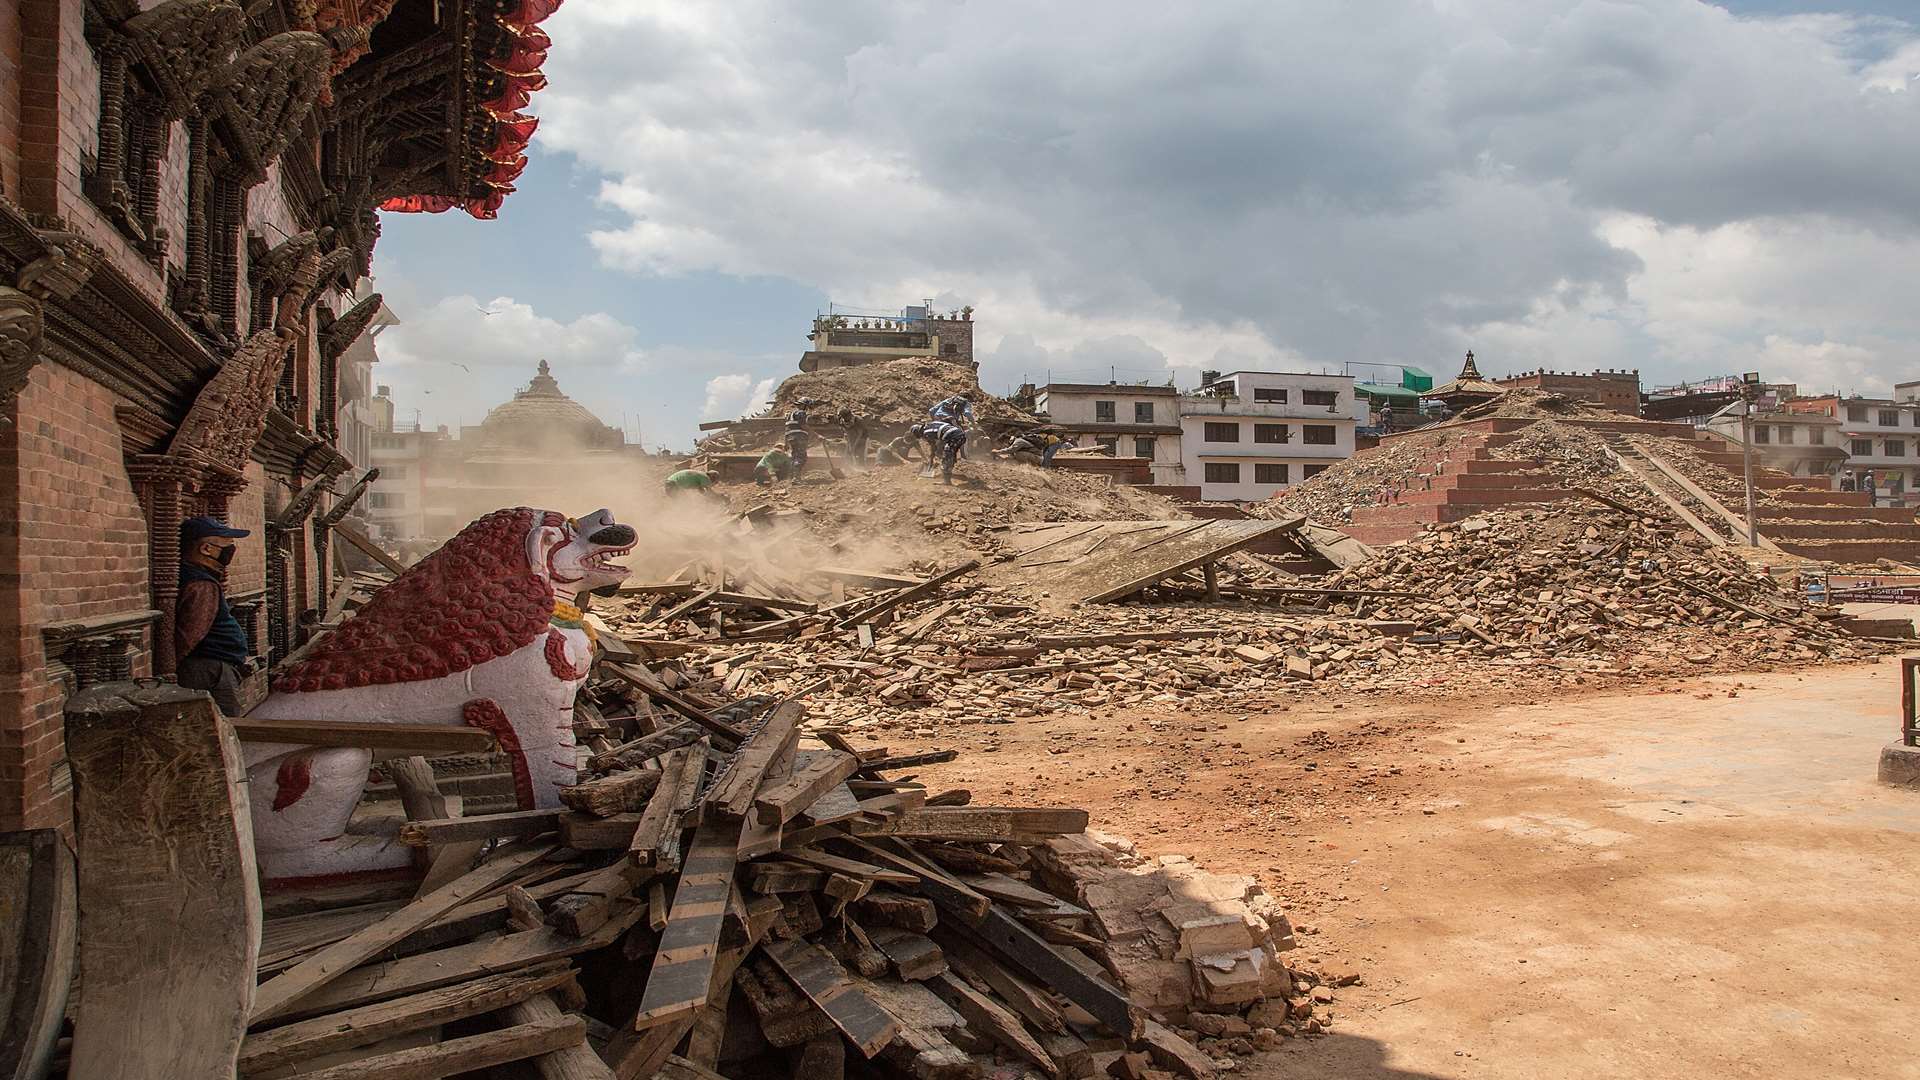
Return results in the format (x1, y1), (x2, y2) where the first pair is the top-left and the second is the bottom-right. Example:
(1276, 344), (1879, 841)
(0, 0), (560, 830)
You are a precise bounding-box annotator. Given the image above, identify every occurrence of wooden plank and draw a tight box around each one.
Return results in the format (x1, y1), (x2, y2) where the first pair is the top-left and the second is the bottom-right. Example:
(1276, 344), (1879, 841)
(754, 751), (860, 826)
(629, 744), (706, 869)
(812, 566), (924, 590)
(858, 806), (1089, 844)
(763, 939), (902, 1059)
(606, 889), (773, 1080)
(590, 721), (704, 773)
(657, 586), (722, 625)
(930, 971), (1057, 1075)
(631, 818), (744, 1029)
(548, 861), (654, 938)
(704, 702), (804, 818)
(228, 718), (494, 753)
(947, 907), (1142, 1041)
(1601, 447), (1727, 546)
(835, 560), (981, 629)
(1632, 446), (1784, 552)
(605, 664), (747, 745)
(334, 520), (408, 575)
(838, 838), (992, 922)
(866, 750), (959, 772)
(935, 932), (1066, 1035)
(238, 966), (575, 1073)
(867, 928), (947, 980)
(398, 808), (562, 847)
(0, 830), (74, 1080)
(502, 993), (617, 1080)
(252, 844), (554, 1023)
(286, 1014), (585, 1080)
(778, 846), (918, 886)
(278, 906), (644, 1024)
(64, 684), (259, 1080)
(560, 768), (664, 817)
(560, 812), (645, 850)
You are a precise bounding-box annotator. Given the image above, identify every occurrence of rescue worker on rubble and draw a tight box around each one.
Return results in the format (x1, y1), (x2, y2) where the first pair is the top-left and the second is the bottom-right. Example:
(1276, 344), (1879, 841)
(923, 421), (969, 484)
(835, 407), (870, 468)
(876, 429), (922, 466)
(915, 421), (949, 476)
(1840, 468), (1857, 493)
(754, 446), (794, 485)
(929, 392), (976, 428)
(176, 515), (253, 716)
(663, 468), (721, 498)
(784, 397), (824, 475)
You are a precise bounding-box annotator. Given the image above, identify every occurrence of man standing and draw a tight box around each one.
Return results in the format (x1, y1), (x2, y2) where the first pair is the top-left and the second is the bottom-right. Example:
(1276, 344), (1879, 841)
(835, 407), (870, 468)
(1862, 468), (1877, 505)
(1840, 468), (1857, 493)
(176, 515), (253, 716)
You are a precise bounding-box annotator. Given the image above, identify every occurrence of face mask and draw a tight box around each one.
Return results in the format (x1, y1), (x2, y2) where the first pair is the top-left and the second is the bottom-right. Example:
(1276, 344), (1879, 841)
(213, 545), (237, 567)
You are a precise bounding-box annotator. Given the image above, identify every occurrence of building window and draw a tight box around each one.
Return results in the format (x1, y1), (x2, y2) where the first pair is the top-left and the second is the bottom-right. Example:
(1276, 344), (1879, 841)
(1254, 463), (1289, 485)
(1852, 439), (1873, 456)
(1776, 426), (1794, 445)
(1203, 422), (1239, 442)
(942, 343), (957, 356)
(381, 464), (407, 478)
(1095, 436), (1119, 454)
(1095, 400), (1116, 422)
(1133, 437), (1155, 459)
(1880, 410), (1900, 427)
(1847, 405), (1867, 422)
(1253, 423), (1290, 444)
(1204, 462), (1241, 484)
(369, 493), (403, 509)
(1751, 425), (1770, 444)
(1303, 464), (1330, 478)
(1302, 390), (1339, 407)
(1134, 401), (1155, 424)
(1887, 440), (1907, 457)
(1302, 425), (1336, 445)
(1810, 427), (1824, 445)
(374, 434), (407, 449)
(1253, 388), (1287, 403)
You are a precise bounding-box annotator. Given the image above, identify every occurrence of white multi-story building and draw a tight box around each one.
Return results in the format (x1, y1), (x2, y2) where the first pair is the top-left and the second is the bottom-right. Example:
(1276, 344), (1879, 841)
(1033, 382), (1185, 484)
(1178, 371), (1357, 501)
(1789, 394), (1920, 504)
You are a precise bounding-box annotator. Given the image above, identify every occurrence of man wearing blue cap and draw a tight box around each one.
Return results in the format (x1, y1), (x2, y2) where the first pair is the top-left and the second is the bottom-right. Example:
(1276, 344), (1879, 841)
(176, 515), (253, 715)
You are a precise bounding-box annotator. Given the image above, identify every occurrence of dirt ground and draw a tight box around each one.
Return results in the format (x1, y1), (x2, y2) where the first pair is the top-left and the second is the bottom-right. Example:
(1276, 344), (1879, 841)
(880, 656), (1920, 1079)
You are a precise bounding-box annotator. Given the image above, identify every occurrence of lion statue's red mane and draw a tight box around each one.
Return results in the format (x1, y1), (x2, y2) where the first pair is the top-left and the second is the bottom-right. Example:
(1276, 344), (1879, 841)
(273, 507), (567, 693)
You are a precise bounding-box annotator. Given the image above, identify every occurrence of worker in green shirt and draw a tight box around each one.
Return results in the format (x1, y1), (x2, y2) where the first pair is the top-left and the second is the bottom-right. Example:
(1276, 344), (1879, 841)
(754, 447), (793, 486)
(662, 468), (719, 498)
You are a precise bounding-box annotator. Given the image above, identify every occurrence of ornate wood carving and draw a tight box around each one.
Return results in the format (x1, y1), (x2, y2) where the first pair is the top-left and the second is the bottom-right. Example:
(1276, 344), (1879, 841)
(208, 32), (334, 186)
(319, 290), (382, 361)
(166, 327), (296, 479)
(125, 452), (202, 675)
(1, 234), (101, 417)
(123, 0), (247, 121)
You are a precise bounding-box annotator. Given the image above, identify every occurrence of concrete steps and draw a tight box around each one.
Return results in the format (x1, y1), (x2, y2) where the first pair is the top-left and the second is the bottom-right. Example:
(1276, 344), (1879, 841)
(1770, 538), (1920, 563)
(1342, 434), (1580, 542)
(1761, 505), (1916, 523)
(1758, 521), (1920, 541)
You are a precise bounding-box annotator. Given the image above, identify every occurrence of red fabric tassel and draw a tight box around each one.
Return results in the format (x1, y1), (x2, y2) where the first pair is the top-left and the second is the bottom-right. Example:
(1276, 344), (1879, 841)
(499, 0), (563, 29)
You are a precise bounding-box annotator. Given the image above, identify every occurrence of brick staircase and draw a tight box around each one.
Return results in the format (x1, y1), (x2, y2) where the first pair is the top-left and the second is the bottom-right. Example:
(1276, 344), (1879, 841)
(1340, 432), (1570, 545)
(1672, 433), (1920, 564)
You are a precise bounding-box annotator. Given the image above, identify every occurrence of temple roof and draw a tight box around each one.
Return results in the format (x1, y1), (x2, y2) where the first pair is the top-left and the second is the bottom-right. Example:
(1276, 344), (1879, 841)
(1428, 350), (1508, 401)
(476, 360), (623, 449)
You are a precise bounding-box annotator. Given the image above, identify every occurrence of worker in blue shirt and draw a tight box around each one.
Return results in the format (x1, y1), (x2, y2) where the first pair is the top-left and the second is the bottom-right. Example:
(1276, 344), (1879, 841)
(929, 394), (976, 427)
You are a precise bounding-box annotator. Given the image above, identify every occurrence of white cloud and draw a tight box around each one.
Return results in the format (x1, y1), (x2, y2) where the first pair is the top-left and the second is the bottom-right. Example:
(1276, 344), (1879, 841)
(529, 0), (1920, 398)
(700, 373), (779, 421)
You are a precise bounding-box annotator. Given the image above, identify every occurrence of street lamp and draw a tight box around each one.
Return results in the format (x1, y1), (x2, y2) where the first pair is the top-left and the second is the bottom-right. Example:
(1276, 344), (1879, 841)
(1740, 372), (1760, 547)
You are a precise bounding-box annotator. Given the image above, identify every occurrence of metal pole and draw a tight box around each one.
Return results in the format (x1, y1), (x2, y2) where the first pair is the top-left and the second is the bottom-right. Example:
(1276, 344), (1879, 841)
(1741, 393), (1758, 547)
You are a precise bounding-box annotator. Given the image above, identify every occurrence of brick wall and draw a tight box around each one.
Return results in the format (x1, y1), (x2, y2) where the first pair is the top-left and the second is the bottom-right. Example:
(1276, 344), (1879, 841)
(0, 362), (152, 831)
(927, 315), (975, 368)
(0, 0), (23, 200)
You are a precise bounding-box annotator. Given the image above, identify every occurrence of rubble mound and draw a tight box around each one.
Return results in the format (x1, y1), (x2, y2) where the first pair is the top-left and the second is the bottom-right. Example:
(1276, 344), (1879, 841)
(724, 459), (1187, 560)
(1451, 386), (1625, 422)
(772, 357), (1037, 428)
(1261, 428), (1464, 525)
(1322, 506), (1872, 667)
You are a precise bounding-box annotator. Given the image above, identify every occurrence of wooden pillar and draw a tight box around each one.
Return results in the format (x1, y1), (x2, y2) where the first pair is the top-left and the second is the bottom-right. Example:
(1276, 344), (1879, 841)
(126, 454), (200, 676)
(0, 829), (76, 1080)
(64, 682), (260, 1079)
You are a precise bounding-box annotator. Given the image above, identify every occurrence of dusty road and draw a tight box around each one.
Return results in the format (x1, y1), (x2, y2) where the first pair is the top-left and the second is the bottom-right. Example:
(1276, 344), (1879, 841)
(886, 656), (1920, 1080)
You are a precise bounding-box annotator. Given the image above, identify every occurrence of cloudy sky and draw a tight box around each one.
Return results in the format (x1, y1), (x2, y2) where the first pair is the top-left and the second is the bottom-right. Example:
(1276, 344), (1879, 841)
(370, 0), (1920, 450)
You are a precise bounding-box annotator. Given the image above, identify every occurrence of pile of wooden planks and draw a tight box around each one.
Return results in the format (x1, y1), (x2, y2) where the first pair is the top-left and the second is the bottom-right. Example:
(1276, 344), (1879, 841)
(237, 644), (1219, 1080)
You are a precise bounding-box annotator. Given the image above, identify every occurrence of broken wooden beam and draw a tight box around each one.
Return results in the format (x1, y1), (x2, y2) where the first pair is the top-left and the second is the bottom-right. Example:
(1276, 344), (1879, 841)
(228, 718), (496, 753)
(835, 560), (981, 629)
(630, 818), (744, 1029)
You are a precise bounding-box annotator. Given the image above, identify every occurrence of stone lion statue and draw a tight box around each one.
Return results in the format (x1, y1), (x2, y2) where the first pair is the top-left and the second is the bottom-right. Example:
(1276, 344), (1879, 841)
(244, 507), (634, 882)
